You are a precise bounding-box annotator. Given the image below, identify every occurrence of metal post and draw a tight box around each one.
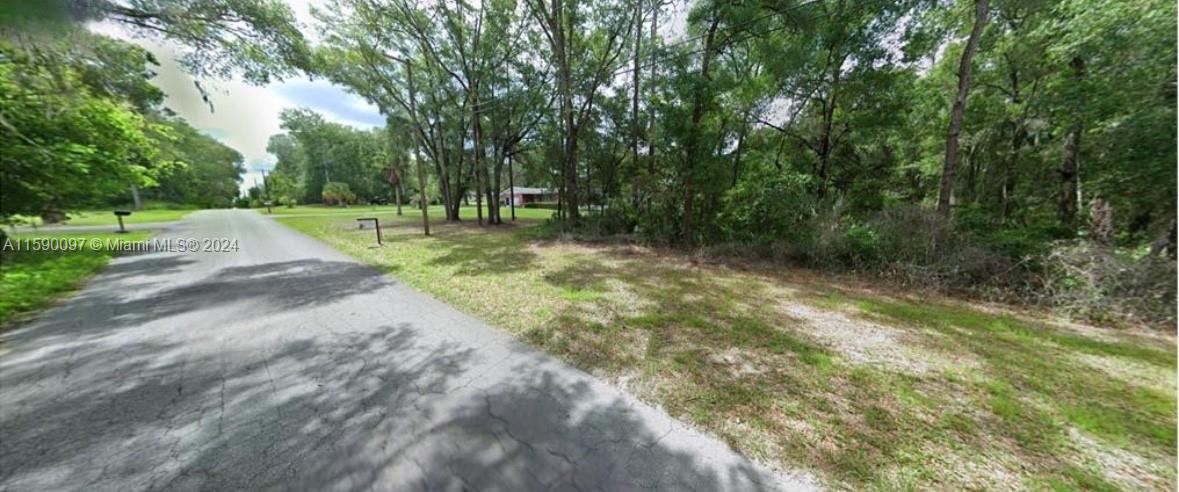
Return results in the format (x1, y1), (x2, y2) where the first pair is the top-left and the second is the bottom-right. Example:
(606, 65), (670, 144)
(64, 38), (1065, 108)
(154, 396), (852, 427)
(357, 218), (382, 246)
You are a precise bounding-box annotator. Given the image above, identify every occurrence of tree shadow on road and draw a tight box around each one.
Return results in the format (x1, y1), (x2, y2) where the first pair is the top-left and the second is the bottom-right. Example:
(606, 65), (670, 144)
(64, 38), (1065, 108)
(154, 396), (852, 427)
(0, 246), (801, 490)
(2, 257), (393, 346)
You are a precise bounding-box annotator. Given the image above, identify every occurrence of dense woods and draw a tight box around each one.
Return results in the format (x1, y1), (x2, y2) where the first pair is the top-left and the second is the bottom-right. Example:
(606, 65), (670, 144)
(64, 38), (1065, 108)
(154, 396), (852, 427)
(1, 0), (1175, 324)
(297, 0), (1176, 325)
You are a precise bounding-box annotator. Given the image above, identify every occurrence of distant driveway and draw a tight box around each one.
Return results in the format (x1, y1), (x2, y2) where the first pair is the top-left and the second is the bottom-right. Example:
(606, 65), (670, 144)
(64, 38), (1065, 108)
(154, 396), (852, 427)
(0, 209), (816, 491)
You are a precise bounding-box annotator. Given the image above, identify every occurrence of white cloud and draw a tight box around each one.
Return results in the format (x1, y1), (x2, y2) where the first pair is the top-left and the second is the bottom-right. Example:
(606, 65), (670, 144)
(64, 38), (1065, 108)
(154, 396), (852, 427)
(87, 4), (384, 195)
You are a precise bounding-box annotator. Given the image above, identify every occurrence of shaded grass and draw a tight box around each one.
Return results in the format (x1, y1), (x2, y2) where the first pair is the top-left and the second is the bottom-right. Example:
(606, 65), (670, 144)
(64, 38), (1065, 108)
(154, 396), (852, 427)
(276, 213), (1177, 490)
(1, 231), (151, 328)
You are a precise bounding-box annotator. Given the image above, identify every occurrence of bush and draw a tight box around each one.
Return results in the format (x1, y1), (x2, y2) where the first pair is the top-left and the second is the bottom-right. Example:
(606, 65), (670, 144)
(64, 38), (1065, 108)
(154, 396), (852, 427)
(770, 204), (1175, 327)
(322, 182), (356, 206)
(522, 201), (560, 210)
(1037, 242), (1176, 327)
(719, 170), (813, 243)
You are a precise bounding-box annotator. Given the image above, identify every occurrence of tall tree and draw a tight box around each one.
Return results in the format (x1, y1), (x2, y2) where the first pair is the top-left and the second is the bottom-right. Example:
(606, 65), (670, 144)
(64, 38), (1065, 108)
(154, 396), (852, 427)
(937, 0), (988, 219)
(525, 0), (633, 223)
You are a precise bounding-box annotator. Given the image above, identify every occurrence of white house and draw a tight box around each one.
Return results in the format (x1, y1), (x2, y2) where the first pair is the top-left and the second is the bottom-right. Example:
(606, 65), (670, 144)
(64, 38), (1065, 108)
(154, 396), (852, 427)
(500, 187), (558, 206)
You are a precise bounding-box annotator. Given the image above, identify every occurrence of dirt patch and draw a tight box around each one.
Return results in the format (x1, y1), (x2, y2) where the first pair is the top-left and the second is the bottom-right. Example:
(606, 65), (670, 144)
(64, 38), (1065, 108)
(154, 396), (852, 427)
(1070, 352), (1175, 390)
(777, 299), (977, 375)
(1068, 427), (1172, 490)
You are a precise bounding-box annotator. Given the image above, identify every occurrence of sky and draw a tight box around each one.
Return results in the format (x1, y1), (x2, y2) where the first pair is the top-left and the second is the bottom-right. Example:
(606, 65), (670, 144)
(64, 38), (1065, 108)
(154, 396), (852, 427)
(90, 0), (385, 194)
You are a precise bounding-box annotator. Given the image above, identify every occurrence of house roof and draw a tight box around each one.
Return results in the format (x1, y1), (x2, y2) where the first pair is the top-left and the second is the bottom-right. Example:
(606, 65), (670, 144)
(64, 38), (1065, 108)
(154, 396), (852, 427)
(500, 187), (555, 195)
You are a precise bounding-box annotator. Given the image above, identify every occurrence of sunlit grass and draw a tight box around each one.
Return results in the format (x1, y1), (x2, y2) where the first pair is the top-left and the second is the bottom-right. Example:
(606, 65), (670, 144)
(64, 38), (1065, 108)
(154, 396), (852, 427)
(276, 213), (1176, 490)
(61, 208), (194, 226)
(1, 230), (152, 328)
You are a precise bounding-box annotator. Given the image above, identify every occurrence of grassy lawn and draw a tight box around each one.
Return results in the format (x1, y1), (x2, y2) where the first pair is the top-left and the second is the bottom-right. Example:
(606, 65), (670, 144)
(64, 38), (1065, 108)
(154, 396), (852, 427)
(263, 204), (556, 221)
(276, 213), (1177, 490)
(1, 230), (151, 328)
(62, 208), (194, 226)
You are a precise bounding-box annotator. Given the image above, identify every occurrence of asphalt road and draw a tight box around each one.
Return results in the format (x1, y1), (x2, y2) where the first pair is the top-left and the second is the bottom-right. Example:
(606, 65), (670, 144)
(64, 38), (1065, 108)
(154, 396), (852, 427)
(0, 210), (816, 491)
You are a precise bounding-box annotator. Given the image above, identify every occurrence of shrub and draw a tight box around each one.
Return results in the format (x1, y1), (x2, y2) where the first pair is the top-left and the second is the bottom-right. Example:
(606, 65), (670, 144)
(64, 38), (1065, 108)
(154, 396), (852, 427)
(321, 182), (356, 206)
(1037, 242), (1176, 327)
(522, 201), (560, 210)
(868, 205), (950, 266)
(719, 170), (813, 243)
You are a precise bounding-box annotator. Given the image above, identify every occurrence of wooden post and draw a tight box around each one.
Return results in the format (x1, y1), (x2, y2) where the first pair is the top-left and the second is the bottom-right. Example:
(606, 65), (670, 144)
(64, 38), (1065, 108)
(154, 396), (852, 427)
(114, 210), (131, 233)
(356, 218), (382, 245)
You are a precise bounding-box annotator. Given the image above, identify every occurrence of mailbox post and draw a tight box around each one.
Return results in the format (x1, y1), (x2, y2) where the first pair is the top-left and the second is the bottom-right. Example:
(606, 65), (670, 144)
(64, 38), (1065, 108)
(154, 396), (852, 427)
(356, 217), (382, 245)
(113, 210), (131, 233)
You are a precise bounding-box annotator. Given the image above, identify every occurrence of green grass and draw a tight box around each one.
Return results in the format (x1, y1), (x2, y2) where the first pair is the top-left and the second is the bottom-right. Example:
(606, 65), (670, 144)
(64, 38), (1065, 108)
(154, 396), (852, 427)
(1, 230), (151, 328)
(274, 212), (1177, 490)
(62, 208), (194, 226)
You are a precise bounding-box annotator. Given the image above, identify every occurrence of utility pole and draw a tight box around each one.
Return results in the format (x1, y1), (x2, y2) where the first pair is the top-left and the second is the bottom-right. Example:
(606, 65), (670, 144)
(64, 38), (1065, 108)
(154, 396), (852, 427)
(262, 169), (272, 214)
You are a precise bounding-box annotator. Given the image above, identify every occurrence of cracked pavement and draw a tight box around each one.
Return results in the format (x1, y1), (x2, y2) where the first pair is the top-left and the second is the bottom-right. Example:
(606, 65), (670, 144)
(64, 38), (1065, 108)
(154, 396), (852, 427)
(0, 210), (818, 491)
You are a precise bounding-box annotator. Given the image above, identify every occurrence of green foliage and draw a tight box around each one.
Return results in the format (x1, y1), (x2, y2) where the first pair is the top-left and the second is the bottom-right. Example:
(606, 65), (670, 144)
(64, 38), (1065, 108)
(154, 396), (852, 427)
(0, 231), (151, 328)
(264, 170), (300, 207)
(321, 181), (356, 206)
(42, 0), (312, 84)
(276, 109), (393, 204)
(0, 37), (161, 221)
(719, 170), (813, 243)
(150, 117), (245, 207)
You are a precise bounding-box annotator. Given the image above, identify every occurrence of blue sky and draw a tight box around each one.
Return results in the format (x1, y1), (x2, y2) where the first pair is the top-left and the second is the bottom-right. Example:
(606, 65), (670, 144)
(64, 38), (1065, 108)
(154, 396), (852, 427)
(272, 82), (388, 129)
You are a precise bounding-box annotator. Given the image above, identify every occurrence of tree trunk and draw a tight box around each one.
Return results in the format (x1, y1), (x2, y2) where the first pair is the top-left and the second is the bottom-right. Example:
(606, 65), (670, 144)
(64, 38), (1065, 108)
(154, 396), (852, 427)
(817, 80), (838, 197)
(130, 185), (143, 210)
(1001, 123), (1025, 222)
(394, 177), (402, 216)
(644, 2), (658, 214)
(937, 0), (989, 219)
(451, 119), (468, 221)
(999, 59), (1023, 222)
(731, 116), (747, 187)
(1059, 56), (1085, 226)
(1059, 126), (1080, 225)
(585, 151), (593, 214)
(405, 61), (429, 235)
(429, 119), (457, 221)
(508, 152), (516, 221)
(681, 12), (720, 246)
(474, 160), (484, 224)
(551, 0), (580, 223)
(486, 157), (499, 225)
(630, 0), (643, 209)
